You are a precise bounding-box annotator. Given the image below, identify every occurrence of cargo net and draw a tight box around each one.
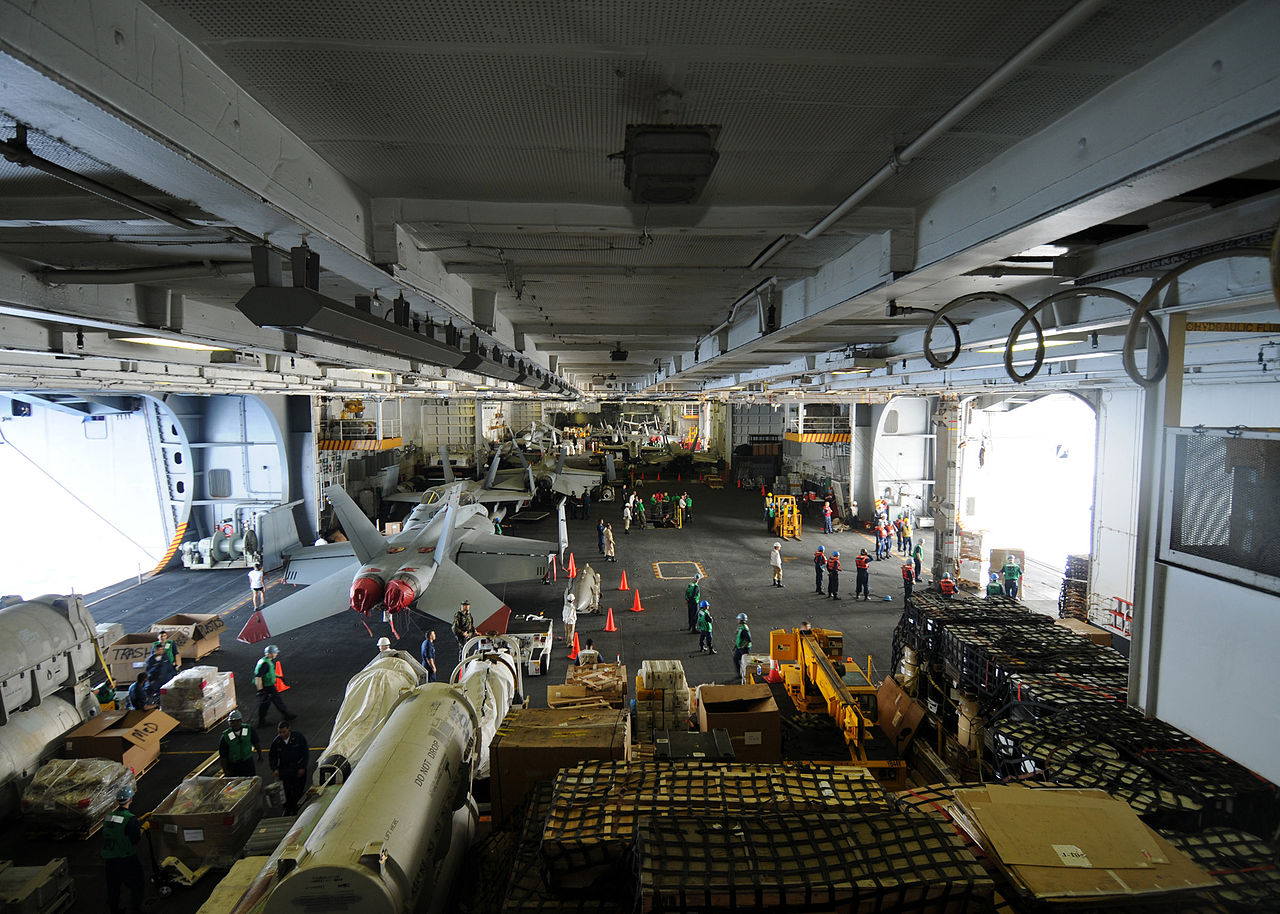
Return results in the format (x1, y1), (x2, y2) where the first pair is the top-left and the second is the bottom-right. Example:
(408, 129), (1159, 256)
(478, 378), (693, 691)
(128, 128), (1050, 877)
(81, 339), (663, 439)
(1167, 431), (1280, 581)
(634, 811), (994, 914)
(1166, 827), (1280, 912)
(988, 706), (1280, 835)
(541, 761), (892, 895)
(891, 594), (1037, 673)
(1058, 554), (1090, 620)
(498, 782), (622, 914)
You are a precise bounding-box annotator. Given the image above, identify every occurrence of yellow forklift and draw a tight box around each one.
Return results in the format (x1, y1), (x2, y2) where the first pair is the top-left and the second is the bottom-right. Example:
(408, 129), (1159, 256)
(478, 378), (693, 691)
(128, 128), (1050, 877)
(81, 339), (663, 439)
(771, 494), (802, 539)
(768, 627), (907, 787)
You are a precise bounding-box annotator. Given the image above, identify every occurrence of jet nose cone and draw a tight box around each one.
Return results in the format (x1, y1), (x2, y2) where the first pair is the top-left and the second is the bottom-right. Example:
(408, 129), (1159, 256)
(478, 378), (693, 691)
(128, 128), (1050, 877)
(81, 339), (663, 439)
(350, 576), (384, 615)
(384, 579), (416, 613)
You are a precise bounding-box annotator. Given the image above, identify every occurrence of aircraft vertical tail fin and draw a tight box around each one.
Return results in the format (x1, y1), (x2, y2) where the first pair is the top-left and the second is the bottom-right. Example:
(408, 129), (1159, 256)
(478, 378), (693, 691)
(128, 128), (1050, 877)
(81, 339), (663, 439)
(433, 501), (459, 567)
(485, 451), (502, 489)
(441, 446), (455, 484)
(324, 485), (386, 565)
(555, 445), (565, 476)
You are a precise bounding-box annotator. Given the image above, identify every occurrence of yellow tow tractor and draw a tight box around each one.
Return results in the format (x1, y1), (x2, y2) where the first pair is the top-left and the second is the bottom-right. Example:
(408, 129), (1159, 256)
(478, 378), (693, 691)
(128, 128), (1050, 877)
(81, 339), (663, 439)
(769, 626), (907, 788)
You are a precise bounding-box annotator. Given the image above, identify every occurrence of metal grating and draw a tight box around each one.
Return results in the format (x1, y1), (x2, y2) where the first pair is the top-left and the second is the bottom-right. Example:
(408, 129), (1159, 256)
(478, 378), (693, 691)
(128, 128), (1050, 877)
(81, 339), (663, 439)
(1164, 429), (1280, 588)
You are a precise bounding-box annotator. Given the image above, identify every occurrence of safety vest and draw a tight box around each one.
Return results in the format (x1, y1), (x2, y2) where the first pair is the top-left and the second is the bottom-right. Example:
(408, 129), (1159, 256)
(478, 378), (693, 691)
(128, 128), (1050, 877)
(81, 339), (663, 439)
(827, 557), (841, 573)
(101, 808), (137, 859)
(855, 554), (869, 571)
(814, 551), (825, 568)
(736, 626), (752, 650)
(1003, 563), (1023, 581)
(940, 578), (957, 595)
(685, 583), (700, 602)
(254, 657), (276, 689)
(902, 564), (914, 580)
(223, 725), (255, 763)
(987, 581), (1004, 596)
(696, 608), (713, 633)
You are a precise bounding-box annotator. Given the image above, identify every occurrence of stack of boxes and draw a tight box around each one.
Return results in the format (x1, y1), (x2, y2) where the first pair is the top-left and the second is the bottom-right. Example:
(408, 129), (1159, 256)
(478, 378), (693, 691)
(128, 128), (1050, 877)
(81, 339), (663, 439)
(634, 660), (693, 736)
(158, 666), (237, 731)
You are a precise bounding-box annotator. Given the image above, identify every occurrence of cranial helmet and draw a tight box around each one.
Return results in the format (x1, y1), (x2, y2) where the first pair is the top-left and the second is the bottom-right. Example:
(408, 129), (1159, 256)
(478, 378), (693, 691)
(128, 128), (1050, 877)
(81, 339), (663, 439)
(736, 613), (748, 622)
(817, 545), (824, 552)
(698, 600), (709, 609)
(377, 637), (391, 649)
(833, 550), (840, 557)
(943, 572), (952, 580)
(228, 709), (243, 722)
(116, 785), (135, 804)
(265, 644), (279, 656)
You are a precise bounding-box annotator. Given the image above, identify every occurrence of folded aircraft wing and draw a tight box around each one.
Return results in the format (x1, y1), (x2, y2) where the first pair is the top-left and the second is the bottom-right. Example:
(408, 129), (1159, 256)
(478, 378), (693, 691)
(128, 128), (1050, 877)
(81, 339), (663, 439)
(281, 542), (357, 585)
(237, 563), (355, 643)
(455, 533), (552, 585)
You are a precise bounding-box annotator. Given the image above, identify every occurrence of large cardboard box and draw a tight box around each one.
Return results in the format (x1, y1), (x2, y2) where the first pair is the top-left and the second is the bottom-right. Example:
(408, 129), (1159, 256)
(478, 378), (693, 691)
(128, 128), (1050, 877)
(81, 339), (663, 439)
(62, 709), (178, 775)
(489, 708), (630, 826)
(103, 634), (159, 684)
(695, 683), (781, 763)
(151, 613), (227, 661)
(952, 785), (1215, 903)
(159, 667), (237, 731)
(1055, 617), (1113, 646)
(150, 777), (264, 871)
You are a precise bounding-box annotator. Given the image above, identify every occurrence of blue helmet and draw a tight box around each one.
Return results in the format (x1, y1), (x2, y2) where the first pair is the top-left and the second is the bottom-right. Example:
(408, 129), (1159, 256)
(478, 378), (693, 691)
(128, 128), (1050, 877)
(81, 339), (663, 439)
(833, 550), (840, 557)
(816, 545), (824, 552)
(698, 600), (709, 609)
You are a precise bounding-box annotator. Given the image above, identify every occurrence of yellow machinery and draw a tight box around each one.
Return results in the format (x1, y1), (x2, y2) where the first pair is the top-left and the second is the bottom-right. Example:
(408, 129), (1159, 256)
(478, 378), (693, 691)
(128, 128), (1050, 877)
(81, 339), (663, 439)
(771, 494), (801, 539)
(770, 627), (906, 787)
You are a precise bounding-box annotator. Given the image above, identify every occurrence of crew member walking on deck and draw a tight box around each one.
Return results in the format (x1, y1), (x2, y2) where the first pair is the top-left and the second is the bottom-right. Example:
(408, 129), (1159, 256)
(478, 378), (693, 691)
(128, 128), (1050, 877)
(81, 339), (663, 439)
(902, 561), (915, 601)
(102, 785), (145, 914)
(218, 709), (261, 776)
(270, 720), (310, 816)
(248, 562), (266, 608)
(822, 499), (834, 534)
(813, 545), (826, 594)
(603, 523), (616, 562)
(597, 519), (607, 554)
(769, 542), (784, 587)
(420, 630), (438, 681)
(854, 549), (870, 600)
(1002, 555), (1023, 599)
(913, 542), (924, 582)
(254, 645), (295, 727)
(562, 593), (577, 647)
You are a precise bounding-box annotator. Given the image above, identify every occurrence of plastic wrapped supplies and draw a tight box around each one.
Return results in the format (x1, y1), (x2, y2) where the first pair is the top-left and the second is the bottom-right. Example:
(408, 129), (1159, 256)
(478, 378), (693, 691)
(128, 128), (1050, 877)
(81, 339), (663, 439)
(317, 650), (427, 783)
(22, 758), (136, 836)
(150, 776), (265, 870)
(159, 666), (236, 731)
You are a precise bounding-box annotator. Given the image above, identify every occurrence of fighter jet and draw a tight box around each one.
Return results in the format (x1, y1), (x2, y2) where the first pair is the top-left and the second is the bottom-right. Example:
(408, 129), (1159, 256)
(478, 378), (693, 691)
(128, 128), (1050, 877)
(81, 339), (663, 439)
(237, 484), (567, 644)
(386, 442), (614, 509)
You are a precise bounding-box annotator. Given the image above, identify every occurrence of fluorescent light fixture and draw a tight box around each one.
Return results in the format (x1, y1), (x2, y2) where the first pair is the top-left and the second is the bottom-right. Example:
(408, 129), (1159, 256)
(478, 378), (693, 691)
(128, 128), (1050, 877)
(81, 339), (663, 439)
(977, 338), (1076, 354)
(354, 368), (391, 375)
(831, 367), (872, 375)
(1016, 243), (1070, 258)
(116, 335), (229, 352)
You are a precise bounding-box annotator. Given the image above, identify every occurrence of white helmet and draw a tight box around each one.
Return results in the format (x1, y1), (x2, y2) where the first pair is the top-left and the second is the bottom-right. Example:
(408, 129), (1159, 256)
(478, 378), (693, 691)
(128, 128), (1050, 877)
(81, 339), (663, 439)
(736, 612), (749, 622)
(376, 637), (391, 649)
(942, 572), (952, 580)
(773, 542), (781, 550)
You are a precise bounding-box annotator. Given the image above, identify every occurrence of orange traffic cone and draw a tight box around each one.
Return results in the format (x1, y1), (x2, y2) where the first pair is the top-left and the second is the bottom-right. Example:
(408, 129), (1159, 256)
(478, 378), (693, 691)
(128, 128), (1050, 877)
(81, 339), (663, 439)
(618, 570), (630, 590)
(568, 631), (580, 660)
(656, 472), (662, 482)
(629, 589), (645, 613)
(603, 607), (618, 632)
(677, 473), (681, 482)
(567, 553), (578, 578)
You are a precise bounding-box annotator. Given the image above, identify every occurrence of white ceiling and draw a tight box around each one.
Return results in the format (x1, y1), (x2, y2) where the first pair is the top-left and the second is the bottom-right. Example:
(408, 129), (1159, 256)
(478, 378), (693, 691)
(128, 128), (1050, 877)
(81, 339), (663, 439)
(0, 0), (1277, 400)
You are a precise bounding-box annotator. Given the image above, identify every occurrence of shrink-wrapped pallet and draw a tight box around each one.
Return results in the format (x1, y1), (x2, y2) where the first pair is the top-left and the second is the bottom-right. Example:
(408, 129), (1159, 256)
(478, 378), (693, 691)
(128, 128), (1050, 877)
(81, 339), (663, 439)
(158, 666), (236, 731)
(22, 758), (136, 837)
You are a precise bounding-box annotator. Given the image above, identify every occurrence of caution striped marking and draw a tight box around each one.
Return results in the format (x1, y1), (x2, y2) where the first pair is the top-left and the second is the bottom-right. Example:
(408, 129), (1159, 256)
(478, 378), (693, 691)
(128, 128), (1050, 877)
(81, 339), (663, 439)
(652, 561), (706, 580)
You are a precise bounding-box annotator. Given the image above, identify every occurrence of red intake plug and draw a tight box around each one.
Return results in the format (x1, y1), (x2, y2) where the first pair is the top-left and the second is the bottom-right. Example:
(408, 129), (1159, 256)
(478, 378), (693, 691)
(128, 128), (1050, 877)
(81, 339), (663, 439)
(383, 579), (416, 613)
(350, 576), (384, 616)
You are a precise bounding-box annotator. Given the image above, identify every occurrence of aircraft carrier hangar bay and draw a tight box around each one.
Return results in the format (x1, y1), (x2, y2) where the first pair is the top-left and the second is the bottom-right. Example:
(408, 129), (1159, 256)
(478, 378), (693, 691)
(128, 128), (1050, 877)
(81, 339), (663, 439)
(1, 1), (1279, 911)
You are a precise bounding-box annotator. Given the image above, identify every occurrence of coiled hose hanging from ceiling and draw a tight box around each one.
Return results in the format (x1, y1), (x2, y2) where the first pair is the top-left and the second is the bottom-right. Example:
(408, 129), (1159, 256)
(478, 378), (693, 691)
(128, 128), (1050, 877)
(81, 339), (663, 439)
(920, 228), (1279, 388)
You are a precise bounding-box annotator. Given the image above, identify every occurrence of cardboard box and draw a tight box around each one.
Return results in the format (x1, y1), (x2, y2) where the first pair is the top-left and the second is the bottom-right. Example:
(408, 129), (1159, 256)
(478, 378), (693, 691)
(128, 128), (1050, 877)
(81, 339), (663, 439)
(489, 708), (630, 826)
(1055, 617), (1113, 646)
(695, 684), (781, 763)
(546, 684), (616, 709)
(62, 709), (178, 775)
(94, 622), (124, 654)
(876, 676), (925, 753)
(159, 667), (237, 731)
(151, 613), (227, 661)
(103, 634), (159, 684)
(150, 777), (265, 871)
(952, 785), (1216, 902)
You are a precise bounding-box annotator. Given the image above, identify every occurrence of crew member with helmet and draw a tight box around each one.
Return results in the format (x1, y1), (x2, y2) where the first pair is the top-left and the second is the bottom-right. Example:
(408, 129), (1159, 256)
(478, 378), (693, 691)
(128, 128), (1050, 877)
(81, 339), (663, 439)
(696, 600), (716, 654)
(218, 709), (262, 776)
(254, 645), (295, 727)
(376, 636), (392, 653)
(102, 784), (145, 914)
(770, 542), (784, 588)
(940, 572), (958, 599)
(986, 572), (1004, 597)
(733, 613), (753, 683)
(813, 545), (826, 594)
(902, 560), (916, 601)
(1002, 554), (1024, 599)
(685, 574), (703, 632)
(854, 549), (871, 600)
(827, 550), (842, 600)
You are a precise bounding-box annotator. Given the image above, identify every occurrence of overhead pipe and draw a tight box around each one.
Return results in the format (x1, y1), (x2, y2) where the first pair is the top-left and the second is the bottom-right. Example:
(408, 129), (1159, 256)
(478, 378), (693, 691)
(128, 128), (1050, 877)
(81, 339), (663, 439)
(37, 261), (254, 285)
(752, 0), (1107, 268)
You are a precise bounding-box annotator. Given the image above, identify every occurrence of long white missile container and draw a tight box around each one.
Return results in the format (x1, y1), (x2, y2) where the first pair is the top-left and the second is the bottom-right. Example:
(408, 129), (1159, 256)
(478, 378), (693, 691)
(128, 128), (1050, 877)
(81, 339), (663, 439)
(0, 594), (100, 721)
(263, 641), (518, 914)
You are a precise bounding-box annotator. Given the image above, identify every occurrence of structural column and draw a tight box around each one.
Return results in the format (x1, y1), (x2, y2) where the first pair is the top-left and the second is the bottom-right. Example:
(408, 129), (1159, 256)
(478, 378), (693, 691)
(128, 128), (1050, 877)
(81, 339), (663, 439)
(930, 396), (963, 584)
